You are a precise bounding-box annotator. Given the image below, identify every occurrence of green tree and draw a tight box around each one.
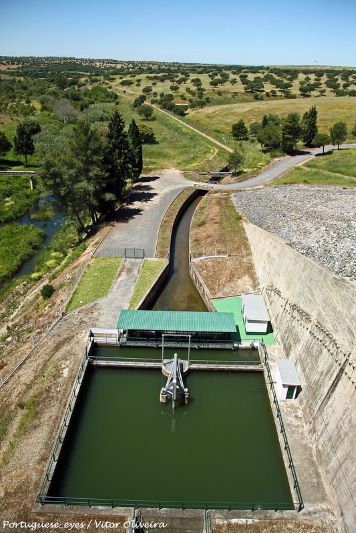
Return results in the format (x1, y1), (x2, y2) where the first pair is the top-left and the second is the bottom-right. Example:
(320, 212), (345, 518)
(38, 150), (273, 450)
(352, 122), (356, 137)
(14, 120), (41, 166)
(281, 113), (301, 153)
(128, 119), (143, 180)
(104, 111), (133, 204)
(312, 132), (330, 154)
(138, 124), (157, 144)
(132, 95), (146, 108)
(0, 131), (12, 157)
(330, 121), (348, 149)
(231, 120), (249, 140)
(228, 149), (244, 173)
(257, 124), (282, 150)
(301, 105), (318, 146)
(137, 104), (153, 120)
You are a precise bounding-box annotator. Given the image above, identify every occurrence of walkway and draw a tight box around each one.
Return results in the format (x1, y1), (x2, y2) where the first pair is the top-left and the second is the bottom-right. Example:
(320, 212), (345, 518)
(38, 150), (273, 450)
(94, 258), (142, 328)
(94, 169), (190, 258)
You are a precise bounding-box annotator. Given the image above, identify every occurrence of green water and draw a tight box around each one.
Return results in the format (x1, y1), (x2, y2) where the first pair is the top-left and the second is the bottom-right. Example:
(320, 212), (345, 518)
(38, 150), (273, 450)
(93, 345), (260, 362)
(49, 367), (293, 507)
(152, 197), (206, 311)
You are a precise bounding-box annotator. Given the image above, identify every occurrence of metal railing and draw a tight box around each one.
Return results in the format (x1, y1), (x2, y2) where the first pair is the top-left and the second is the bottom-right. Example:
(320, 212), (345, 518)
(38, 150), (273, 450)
(260, 343), (304, 512)
(89, 355), (262, 368)
(38, 355), (88, 498)
(37, 494), (295, 511)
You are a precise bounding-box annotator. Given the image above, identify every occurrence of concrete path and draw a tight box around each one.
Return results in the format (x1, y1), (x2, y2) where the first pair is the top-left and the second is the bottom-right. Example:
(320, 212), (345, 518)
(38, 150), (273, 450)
(95, 259), (142, 328)
(192, 144), (356, 191)
(94, 169), (190, 258)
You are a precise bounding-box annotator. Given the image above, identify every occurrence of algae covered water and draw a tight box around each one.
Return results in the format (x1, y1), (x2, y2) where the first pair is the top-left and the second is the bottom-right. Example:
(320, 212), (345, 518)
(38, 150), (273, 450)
(49, 367), (293, 508)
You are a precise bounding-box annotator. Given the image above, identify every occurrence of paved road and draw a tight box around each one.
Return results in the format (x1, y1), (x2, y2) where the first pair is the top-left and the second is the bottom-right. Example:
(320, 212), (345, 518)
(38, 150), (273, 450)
(94, 169), (190, 258)
(193, 144), (356, 191)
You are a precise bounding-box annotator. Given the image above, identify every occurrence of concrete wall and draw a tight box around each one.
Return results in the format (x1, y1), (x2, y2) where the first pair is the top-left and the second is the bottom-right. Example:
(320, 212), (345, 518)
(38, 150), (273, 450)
(244, 221), (356, 533)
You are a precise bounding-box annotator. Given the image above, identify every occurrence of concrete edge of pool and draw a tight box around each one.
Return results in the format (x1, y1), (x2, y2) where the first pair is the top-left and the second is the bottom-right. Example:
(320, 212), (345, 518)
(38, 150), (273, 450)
(36, 339), (303, 513)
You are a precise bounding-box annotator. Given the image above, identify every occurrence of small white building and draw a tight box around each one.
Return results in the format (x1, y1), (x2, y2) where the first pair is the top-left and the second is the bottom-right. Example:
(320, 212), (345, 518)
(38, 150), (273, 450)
(241, 294), (270, 334)
(276, 359), (301, 400)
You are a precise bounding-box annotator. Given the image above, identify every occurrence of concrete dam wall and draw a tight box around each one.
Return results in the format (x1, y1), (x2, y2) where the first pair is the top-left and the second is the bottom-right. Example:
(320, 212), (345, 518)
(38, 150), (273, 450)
(244, 221), (356, 533)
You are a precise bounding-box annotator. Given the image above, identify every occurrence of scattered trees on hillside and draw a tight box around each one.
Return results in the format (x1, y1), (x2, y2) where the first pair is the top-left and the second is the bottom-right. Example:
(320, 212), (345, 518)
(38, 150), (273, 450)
(301, 106), (318, 146)
(330, 121), (347, 149)
(231, 120), (249, 140)
(0, 131), (12, 157)
(14, 120), (41, 166)
(312, 132), (330, 154)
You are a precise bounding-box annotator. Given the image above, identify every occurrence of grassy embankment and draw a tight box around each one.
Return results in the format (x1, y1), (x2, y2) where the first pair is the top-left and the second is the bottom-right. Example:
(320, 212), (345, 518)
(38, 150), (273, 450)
(66, 257), (123, 312)
(0, 175), (38, 222)
(0, 223), (45, 286)
(129, 259), (168, 309)
(270, 148), (356, 186)
(190, 193), (258, 297)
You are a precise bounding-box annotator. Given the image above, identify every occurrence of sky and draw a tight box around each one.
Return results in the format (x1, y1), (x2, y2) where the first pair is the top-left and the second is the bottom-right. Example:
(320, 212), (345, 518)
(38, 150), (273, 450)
(1, 0), (356, 66)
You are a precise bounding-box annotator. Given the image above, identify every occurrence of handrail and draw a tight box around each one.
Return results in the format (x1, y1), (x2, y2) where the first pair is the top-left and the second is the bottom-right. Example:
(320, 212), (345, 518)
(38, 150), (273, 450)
(89, 355), (261, 366)
(38, 355), (88, 498)
(260, 343), (304, 512)
(37, 494), (295, 511)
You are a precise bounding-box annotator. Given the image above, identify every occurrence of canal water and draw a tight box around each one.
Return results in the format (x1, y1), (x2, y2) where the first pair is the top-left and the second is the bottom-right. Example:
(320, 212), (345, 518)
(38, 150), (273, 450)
(48, 366), (293, 508)
(152, 196), (206, 312)
(16, 209), (64, 277)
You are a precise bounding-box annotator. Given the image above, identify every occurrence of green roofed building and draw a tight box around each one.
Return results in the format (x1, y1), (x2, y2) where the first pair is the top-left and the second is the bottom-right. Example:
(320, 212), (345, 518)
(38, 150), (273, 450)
(117, 309), (236, 342)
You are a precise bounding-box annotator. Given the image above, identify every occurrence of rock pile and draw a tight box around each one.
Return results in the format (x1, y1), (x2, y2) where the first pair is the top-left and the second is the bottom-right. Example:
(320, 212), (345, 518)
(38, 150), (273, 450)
(233, 186), (356, 280)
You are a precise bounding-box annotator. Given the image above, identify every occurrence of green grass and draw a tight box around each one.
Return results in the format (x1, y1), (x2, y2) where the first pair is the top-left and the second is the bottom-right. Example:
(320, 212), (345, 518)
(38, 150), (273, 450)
(187, 96), (356, 146)
(305, 148), (356, 177)
(270, 166), (356, 187)
(113, 92), (228, 172)
(66, 257), (123, 312)
(0, 223), (45, 285)
(129, 259), (168, 309)
(0, 175), (38, 222)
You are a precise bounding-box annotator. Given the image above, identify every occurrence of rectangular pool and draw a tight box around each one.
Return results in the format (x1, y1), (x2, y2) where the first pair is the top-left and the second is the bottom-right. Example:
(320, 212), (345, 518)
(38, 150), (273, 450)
(47, 366), (293, 509)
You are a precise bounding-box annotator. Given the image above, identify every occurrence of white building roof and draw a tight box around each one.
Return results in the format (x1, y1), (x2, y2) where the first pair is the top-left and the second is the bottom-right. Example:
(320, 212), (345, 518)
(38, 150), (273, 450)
(242, 294), (269, 322)
(277, 359), (301, 386)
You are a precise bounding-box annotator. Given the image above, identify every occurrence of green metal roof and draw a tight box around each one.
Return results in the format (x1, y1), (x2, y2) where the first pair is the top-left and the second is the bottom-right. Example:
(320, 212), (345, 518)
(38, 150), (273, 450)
(117, 310), (236, 333)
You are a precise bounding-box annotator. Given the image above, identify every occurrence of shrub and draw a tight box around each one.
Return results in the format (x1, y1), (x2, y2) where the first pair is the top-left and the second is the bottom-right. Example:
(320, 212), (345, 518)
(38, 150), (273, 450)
(41, 284), (55, 299)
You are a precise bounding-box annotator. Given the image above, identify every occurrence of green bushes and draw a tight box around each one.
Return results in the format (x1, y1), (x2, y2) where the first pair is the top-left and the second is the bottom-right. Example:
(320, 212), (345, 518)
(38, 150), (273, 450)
(41, 284), (55, 299)
(0, 175), (38, 222)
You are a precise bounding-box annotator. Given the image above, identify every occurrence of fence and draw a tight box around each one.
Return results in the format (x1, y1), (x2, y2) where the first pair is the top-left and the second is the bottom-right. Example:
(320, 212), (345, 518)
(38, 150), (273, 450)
(125, 248), (145, 259)
(38, 356), (88, 498)
(260, 343), (304, 512)
(37, 494), (295, 511)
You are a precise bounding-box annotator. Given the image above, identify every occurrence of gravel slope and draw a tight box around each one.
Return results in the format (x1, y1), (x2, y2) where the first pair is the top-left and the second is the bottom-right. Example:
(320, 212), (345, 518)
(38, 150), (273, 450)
(233, 186), (356, 280)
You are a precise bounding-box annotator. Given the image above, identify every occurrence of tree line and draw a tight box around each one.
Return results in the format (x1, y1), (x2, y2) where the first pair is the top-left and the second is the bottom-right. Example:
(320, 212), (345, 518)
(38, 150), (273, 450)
(0, 112), (143, 233)
(230, 106), (352, 156)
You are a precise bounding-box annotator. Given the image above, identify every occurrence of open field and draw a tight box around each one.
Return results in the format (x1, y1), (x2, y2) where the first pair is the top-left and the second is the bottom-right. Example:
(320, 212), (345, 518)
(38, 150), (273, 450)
(270, 149), (356, 186)
(129, 258), (168, 309)
(187, 96), (356, 146)
(0, 223), (45, 285)
(190, 192), (258, 297)
(66, 257), (123, 312)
